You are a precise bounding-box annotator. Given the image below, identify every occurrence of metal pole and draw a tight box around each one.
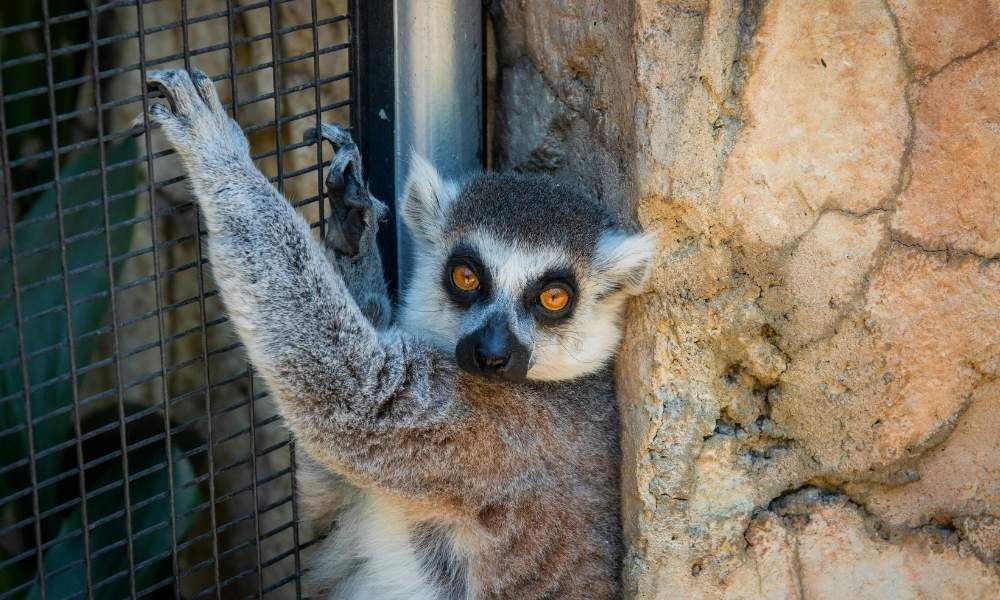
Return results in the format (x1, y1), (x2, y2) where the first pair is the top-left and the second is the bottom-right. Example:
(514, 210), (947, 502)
(394, 0), (484, 287)
(355, 0), (399, 293)
(356, 0), (483, 294)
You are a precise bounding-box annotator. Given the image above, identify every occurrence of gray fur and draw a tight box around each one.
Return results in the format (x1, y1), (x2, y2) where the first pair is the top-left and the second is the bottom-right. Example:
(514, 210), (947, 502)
(447, 172), (615, 258)
(141, 68), (654, 600)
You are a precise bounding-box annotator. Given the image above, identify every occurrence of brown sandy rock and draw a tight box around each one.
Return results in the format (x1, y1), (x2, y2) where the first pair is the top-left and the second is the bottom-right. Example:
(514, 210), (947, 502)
(719, 0), (908, 250)
(886, 0), (1000, 77)
(726, 490), (1000, 599)
(776, 247), (1000, 475)
(892, 46), (1000, 258)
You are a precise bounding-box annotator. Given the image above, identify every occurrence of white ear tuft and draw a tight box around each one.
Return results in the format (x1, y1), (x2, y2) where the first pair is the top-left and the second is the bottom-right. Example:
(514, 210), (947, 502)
(593, 230), (658, 295)
(400, 154), (457, 243)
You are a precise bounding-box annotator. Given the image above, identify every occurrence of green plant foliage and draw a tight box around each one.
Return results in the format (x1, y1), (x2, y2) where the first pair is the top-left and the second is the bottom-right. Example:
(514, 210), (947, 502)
(0, 140), (139, 515)
(0, 7), (211, 598)
(26, 420), (203, 600)
(0, 139), (208, 596)
(0, 0), (90, 198)
(0, 0), (89, 203)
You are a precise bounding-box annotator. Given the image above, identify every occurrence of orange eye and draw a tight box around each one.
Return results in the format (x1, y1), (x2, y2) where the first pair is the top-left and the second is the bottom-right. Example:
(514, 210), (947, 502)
(539, 287), (570, 312)
(451, 265), (480, 291)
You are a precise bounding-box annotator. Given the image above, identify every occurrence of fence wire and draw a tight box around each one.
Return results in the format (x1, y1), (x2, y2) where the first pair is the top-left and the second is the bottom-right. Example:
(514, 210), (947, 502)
(0, 1), (354, 598)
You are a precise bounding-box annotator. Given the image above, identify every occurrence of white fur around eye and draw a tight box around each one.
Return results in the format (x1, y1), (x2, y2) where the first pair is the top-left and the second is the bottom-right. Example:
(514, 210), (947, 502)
(526, 294), (627, 381)
(399, 228), (657, 383)
(399, 244), (462, 352)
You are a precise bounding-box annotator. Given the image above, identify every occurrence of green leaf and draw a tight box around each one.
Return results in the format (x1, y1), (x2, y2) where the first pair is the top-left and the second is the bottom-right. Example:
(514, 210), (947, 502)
(0, 140), (139, 515)
(0, 0), (90, 196)
(26, 425), (204, 600)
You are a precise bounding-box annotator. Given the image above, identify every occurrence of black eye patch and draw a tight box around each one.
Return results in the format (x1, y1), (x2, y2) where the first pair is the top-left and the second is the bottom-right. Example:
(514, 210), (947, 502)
(524, 269), (578, 322)
(442, 244), (491, 306)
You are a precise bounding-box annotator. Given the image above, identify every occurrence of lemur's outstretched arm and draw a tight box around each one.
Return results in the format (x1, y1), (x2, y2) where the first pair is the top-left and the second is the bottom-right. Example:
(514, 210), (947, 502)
(305, 123), (392, 329)
(139, 69), (506, 500)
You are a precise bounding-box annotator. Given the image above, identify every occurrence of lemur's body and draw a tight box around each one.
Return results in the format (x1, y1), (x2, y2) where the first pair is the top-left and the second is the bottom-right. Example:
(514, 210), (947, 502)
(140, 69), (653, 599)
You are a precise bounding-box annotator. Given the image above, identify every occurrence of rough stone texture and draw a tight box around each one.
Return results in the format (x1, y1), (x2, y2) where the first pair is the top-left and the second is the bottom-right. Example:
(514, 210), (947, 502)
(719, 0), (908, 249)
(777, 247), (1000, 477)
(490, 0), (638, 220)
(844, 377), (1000, 532)
(491, 0), (1000, 597)
(886, 0), (1000, 78)
(725, 489), (1000, 600)
(891, 45), (1000, 257)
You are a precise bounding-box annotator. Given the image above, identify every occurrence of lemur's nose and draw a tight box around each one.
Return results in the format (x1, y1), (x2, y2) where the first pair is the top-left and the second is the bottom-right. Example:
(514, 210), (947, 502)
(474, 339), (512, 372)
(456, 317), (530, 382)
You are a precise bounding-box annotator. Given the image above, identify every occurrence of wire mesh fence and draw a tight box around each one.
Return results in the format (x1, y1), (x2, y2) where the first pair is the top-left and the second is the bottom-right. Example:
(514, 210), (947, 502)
(0, 1), (354, 597)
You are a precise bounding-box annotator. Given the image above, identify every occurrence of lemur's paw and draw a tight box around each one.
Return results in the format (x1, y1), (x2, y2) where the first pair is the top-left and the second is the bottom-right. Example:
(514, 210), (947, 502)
(304, 123), (387, 258)
(132, 68), (249, 163)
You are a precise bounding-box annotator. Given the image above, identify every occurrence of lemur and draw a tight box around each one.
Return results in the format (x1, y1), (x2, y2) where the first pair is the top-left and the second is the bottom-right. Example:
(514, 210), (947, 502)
(138, 68), (655, 600)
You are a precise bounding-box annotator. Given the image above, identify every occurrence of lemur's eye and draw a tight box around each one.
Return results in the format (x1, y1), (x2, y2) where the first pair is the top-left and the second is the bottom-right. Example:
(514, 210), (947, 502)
(451, 265), (480, 291)
(539, 286), (570, 312)
(527, 275), (576, 321)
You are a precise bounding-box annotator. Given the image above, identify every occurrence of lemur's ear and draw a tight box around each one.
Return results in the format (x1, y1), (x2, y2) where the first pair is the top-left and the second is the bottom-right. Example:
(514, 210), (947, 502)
(593, 230), (657, 296)
(400, 154), (457, 243)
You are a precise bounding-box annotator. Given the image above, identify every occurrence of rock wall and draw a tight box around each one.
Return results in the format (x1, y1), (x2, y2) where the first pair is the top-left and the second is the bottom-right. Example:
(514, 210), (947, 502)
(490, 1), (1000, 597)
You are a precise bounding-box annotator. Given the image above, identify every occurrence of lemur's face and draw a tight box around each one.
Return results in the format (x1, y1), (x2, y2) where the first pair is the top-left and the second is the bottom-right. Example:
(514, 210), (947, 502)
(398, 158), (655, 383)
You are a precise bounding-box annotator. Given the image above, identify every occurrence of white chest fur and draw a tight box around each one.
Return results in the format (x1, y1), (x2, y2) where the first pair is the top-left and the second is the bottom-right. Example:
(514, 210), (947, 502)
(307, 491), (461, 600)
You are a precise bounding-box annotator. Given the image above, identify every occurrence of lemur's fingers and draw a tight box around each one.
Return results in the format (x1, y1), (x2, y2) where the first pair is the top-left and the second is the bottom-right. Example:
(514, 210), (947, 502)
(303, 123), (365, 188)
(303, 122), (369, 207)
(326, 185), (388, 258)
(304, 122), (385, 257)
(328, 147), (365, 197)
(303, 122), (354, 150)
(128, 102), (169, 134)
(190, 68), (225, 114)
(134, 68), (251, 165)
(146, 70), (204, 116)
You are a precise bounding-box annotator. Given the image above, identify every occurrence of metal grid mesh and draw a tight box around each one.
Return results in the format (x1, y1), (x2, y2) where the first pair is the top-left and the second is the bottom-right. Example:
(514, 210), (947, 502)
(0, 1), (353, 597)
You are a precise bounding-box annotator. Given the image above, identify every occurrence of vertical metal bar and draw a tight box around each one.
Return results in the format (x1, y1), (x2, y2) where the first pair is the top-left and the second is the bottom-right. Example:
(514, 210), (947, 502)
(75, 2), (131, 598)
(0, 60), (47, 600)
(177, 3), (222, 597)
(268, 1), (286, 194)
(394, 0), (484, 288)
(354, 0), (397, 293)
(133, 0), (181, 594)
(222, 3), (266, 596)
(480, 3), (489, 168)
(348, 0), (361, 136)
(82, 29), (133, 597)
(309, 0), (326, 238)
(287, 438), (303, 600)
(39, 1), (93, 595)
(247, 368), (265, 597)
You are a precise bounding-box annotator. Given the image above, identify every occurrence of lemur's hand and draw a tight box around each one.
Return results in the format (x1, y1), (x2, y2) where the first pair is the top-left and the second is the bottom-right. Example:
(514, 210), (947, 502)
(303, 123), (387, 258)
(132, 68), (250, 167)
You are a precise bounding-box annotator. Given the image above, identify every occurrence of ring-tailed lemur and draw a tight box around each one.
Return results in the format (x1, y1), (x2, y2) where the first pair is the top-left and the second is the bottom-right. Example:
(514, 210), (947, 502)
(138, 68), (655, 600)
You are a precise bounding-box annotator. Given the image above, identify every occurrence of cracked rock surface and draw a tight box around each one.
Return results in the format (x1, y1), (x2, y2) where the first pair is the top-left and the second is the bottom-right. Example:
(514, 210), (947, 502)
(490, 0), (1000, 597)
